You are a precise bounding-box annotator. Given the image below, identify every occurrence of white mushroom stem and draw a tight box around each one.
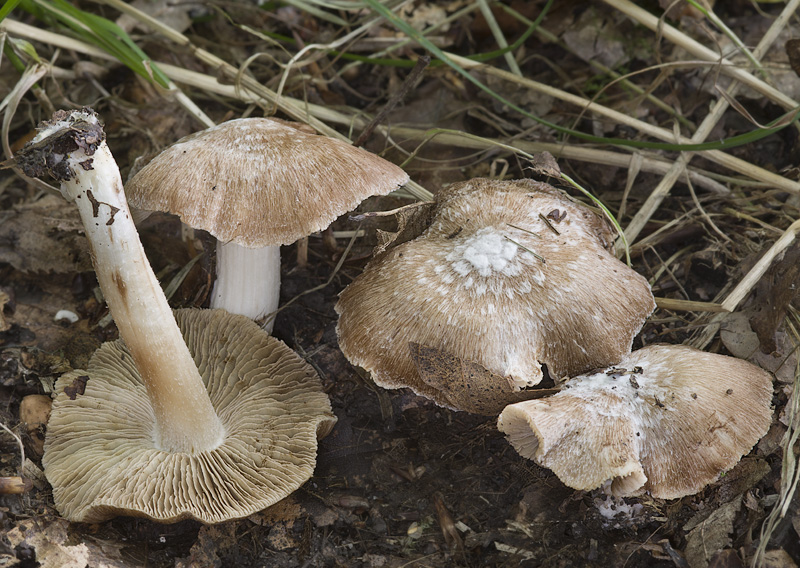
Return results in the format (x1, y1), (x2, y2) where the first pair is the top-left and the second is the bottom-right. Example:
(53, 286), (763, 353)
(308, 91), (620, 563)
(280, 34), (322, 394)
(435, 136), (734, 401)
(29, 111), (226, 454)
(210, 242), (280, 332)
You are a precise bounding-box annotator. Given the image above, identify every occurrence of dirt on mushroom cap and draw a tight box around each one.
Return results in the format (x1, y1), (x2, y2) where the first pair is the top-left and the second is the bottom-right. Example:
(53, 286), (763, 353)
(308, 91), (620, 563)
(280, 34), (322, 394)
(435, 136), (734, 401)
(498, 344), (774, 498)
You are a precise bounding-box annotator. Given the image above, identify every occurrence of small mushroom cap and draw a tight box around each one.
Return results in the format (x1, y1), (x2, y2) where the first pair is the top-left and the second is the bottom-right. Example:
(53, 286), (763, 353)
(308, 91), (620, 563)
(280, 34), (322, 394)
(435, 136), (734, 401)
(125, 118), (409, 247)
(497, 344), (774, 499)
(42, 309), (337, 523)
(335, 178), (655, 409)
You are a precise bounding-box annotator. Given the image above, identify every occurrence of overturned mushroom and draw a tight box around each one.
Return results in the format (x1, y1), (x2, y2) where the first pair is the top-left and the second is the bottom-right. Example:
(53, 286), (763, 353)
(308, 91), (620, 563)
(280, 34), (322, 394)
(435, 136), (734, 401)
(125, 117), (409, 330)
(335, 178), (656, 411)
(497, 344), (773, 499)
(16, 109), (336, 522)
(46, 308), (335, 522)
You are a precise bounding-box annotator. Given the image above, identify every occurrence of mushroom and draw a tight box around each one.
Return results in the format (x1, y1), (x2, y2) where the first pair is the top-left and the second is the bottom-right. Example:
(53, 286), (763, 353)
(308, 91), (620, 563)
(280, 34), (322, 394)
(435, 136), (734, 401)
(335, 178), (656, 410)
(45, 308), (336, 522)
(125, 117), (410, 330)
(15, 109), (336, 522)
(497, 344), (774, 499)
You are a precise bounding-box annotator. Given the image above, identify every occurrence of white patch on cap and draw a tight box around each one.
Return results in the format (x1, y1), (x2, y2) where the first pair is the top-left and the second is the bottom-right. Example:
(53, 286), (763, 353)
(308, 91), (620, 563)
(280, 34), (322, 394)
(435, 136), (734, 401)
(447, 228), (518, 278)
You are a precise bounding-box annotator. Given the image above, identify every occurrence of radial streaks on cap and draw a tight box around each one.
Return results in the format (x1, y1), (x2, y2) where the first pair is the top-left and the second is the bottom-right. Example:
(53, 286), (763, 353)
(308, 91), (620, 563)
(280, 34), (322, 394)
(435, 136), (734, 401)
(498, 344), (773, 498)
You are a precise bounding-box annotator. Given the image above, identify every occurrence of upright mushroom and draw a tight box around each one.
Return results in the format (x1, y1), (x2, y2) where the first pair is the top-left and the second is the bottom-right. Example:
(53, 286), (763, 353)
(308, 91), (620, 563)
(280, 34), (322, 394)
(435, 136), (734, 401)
(16, 109), (336, 522)
(335, 178), (656, 411)
(497, 344), (773, 498)
(125, 117), (410, 330)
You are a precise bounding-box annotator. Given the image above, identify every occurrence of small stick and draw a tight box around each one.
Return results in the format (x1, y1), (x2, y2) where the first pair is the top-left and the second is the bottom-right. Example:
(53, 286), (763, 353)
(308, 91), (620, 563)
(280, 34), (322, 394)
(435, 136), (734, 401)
(0, 476), (32, 495)
(352, 56), (430, 148)
(538, 213), (560, 236)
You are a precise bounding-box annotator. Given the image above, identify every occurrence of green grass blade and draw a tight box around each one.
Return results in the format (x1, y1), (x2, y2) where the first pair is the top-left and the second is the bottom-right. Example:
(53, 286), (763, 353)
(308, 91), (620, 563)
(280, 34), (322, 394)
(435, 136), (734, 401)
(0, 0), (25, 23)
(24, 0), (169, 88)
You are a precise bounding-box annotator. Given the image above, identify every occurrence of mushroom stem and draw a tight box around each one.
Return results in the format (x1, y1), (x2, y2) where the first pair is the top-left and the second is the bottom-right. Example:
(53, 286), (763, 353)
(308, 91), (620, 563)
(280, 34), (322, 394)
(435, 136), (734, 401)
(21, 110), (225, 454)
(210, 242), (281, 332)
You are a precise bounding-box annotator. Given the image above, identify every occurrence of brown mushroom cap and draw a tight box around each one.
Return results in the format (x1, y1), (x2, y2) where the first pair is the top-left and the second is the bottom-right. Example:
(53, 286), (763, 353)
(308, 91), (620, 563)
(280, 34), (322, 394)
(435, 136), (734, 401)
(42, 308), (337, 523)
(497, 344), (774, 499)
(335, 178), (656, 409)
(125, 118), (410, 247)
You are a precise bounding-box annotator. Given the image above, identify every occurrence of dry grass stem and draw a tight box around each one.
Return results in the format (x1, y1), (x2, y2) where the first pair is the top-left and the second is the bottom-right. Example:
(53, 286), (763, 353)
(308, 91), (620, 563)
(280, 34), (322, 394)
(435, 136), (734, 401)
(2, 18), (795, 195)
(721, 219), (800, 313)
(654, 298), (727, 313)
(604, 0), (798, 110)
(615, 0), (799, 254)
(441, 51), (800, 193)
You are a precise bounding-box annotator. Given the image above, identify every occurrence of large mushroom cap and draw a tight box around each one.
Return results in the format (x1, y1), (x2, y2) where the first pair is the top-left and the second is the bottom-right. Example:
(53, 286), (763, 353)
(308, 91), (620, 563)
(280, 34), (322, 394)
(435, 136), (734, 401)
(43, 308), (337, 523)
(125, 117), (410, 247)
(497, 344), (774, 499)
(335, 178), (656, 409)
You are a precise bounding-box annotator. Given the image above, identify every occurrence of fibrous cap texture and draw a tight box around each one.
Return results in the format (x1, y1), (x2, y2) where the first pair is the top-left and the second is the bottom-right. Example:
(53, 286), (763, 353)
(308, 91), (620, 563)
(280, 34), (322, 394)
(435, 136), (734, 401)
(335, 178), (656, 409)
(125, 118), (410, 246)
(43, 308), (337, 523)
(497, 344), (774, 498)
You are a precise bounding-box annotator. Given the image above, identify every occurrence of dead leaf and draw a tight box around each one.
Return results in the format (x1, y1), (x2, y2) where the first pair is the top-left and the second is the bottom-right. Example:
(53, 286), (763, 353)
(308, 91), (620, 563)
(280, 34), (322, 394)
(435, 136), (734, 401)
(370, 201), (436, 257)
(528, 152), (562, 179)
(0, 289), (10, 332)
(6, 518), (128, 568)
(561, 6), (629, 68)
(266, 523), (298, 551)
(0, 194), (92, 273)
(409, 342), (558, 415)
(719, 311), (797, 383)
(708, 549), (744, 568)
(683, 494), (743, 568)
(433, 492), (464, 559)
(175, 524), (237, 568)
(63, 375), (89, 400)
(249, 495), (302, 526)
(713, 459), (770, 504)
(760, 549), (798, 568)
(748, 243), (800, 353)
(116, 0), (193, 34)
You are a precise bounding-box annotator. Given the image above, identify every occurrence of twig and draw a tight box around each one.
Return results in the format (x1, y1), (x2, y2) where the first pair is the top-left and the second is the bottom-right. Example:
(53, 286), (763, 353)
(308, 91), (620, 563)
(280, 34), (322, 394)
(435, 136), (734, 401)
(353, 55), (430, 148)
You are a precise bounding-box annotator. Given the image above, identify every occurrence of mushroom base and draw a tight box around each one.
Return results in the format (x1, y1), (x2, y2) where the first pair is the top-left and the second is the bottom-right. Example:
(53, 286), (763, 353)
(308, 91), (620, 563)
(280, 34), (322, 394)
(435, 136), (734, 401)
(42, 309), (337, 524)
